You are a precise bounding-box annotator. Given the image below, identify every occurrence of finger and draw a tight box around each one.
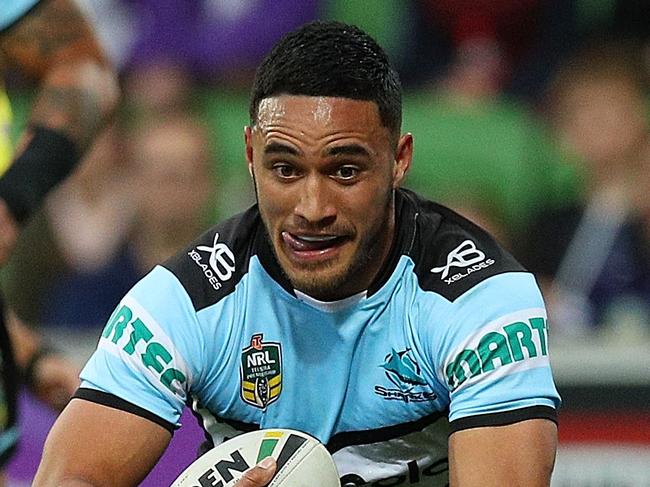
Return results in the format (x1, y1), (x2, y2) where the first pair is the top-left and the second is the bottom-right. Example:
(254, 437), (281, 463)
(235, 456), (276, 487)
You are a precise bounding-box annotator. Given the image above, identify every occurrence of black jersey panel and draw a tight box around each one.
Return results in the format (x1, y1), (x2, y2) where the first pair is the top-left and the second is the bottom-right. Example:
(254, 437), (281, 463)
(162, 207), (261, 312)
(399, 189), (527, 301)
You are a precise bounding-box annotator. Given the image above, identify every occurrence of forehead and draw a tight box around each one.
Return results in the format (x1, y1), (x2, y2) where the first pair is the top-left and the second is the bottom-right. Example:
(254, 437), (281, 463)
(254, 95), (388, 140)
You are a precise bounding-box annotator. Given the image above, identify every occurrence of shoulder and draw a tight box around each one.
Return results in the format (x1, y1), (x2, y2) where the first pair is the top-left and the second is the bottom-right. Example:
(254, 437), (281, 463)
(162, 205), (263, 311)
(399, 189), (526, 302)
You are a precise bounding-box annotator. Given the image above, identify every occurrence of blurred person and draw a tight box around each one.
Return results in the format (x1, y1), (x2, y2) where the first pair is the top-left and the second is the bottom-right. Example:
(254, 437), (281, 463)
(40, 115), (214, 330)
(35, 21), (559, 487)
(401, 83), (578, 245)
(397, 1), (580, 245)
(123, 62), (196, 118)
(0, 0), (119, 475)
(126, 116), (214, 267)
(400, 0), (577, 101)
(46, 124), (135, 276)
(519, 41), (650, 337)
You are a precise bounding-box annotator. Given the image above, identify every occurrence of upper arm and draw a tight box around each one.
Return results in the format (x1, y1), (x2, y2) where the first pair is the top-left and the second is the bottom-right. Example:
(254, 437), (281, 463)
(33, 398), (172, 487)
(429, 273), (560, 485)
(449, 418), (557, 487)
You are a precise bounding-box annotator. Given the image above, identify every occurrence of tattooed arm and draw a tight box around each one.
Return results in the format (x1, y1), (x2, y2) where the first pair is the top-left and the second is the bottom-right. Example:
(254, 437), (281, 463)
(0, 0), (119, 263)
(0, 0), (114, 430)
(1, 0), (119, 152)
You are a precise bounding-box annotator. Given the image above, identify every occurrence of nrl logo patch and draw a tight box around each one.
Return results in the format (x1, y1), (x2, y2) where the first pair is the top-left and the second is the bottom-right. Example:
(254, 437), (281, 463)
(240, 334), (282, 409)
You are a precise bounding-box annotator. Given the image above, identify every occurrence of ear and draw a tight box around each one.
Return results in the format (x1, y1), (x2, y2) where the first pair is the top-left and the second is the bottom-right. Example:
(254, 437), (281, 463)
(244, 126), (254, 177)
(392, 133), (413, 188)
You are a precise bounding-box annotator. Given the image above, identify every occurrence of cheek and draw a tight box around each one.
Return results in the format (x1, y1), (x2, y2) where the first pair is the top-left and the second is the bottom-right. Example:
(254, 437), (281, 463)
(256, 180), (291, 225)
(346, 187), (391, 229)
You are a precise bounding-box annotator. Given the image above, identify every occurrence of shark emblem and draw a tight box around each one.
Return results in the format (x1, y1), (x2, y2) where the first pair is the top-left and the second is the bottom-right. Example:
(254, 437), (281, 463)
(380, 348), (427, 391)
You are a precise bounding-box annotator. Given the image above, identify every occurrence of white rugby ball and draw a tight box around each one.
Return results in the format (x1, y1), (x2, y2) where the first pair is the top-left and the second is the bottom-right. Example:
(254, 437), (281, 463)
(171, 428), (339, 487)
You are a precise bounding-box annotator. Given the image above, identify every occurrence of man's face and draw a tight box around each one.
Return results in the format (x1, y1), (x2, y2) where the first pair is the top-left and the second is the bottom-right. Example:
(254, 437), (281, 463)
(246, 95), (412, 300)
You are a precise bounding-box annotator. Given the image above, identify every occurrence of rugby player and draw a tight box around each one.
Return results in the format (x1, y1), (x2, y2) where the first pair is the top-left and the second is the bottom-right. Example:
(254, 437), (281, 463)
(34, 21), (558, 487)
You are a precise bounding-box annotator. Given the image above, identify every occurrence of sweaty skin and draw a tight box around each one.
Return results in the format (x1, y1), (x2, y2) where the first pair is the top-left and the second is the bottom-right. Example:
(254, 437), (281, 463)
(312, 96), (333, 126)
(255, 98), (287, 133)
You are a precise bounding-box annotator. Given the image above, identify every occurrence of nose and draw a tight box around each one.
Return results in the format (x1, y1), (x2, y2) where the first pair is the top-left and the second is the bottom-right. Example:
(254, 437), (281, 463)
(293, 175), (336, 225)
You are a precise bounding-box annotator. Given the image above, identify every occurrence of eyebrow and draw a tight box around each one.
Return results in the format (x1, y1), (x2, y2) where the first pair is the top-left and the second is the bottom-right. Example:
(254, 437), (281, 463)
(263, 142), (300, 156)
(325, 144), (371, 158)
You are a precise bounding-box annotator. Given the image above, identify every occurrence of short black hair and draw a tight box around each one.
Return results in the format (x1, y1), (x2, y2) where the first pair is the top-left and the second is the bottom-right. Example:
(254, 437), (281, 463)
(249, 21), (402, 139)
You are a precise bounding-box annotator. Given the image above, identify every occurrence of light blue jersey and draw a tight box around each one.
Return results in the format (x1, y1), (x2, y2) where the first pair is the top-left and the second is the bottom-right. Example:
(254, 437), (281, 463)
(79, 189), (560, 486)
(0, 0), (40, 31)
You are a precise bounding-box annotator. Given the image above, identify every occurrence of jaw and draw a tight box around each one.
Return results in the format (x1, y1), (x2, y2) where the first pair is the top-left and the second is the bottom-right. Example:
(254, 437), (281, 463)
(258, 187), (397, 300)
(274, 236), (358, 299)
(273, 220), (391, 301)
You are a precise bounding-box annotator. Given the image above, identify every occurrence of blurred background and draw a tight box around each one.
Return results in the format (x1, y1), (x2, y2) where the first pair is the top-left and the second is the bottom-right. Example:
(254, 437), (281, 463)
(2, 0), (650, 485)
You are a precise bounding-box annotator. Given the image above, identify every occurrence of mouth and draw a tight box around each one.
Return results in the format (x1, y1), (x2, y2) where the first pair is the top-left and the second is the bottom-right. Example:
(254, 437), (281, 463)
(281, 231), (349, 262)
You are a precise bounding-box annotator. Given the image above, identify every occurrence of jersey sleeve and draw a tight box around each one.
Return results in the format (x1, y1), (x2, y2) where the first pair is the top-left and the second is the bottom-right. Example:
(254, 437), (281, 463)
(0, 0), (41, 31)
(431, 272), (561, 433)
(78, 265), (205, 429)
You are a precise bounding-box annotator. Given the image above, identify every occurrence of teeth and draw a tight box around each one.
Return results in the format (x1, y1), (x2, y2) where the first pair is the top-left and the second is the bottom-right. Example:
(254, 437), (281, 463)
(296, 235), (338, 242)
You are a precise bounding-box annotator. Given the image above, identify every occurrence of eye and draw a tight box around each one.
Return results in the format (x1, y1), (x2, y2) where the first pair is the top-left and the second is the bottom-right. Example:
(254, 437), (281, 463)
(334, 165), (359, 181)
(272, 163), (299, 179)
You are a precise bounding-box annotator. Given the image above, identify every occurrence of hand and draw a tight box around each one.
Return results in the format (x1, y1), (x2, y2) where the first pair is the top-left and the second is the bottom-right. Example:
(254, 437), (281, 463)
(31, 352), (80, 411)
(0, 199), (18, 267)
(234, 457), (276, 487)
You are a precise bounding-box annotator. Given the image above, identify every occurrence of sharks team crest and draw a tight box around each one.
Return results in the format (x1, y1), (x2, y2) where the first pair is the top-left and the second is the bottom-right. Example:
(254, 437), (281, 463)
(374, 348), (437, 403)
(240, 334), (282, 409)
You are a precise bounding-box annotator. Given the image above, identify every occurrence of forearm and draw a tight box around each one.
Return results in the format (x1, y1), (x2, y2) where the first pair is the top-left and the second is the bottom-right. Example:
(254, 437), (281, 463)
(5, 311), (40, 370)
(0, 0), (119, 226)
(25, 59), (118, 156)
(6, 313), (79, 411)
(4, 60), (120, 223)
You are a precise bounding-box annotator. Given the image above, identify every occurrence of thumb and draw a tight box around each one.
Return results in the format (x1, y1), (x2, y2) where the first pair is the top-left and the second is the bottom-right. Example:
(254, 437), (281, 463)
(236, 456), (276, 487)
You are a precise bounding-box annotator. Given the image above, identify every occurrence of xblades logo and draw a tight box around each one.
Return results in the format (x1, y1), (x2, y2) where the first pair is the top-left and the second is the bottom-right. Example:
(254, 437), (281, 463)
(431, 239), (494, 284)
(196, 232), (236, 281)
(188, 232), (236, 290)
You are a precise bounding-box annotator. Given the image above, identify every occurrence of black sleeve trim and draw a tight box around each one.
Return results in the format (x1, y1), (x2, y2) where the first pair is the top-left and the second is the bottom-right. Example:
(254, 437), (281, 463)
(327, 411), (447, 454)
(449, 405), (557, 435)
(74, 388), (178, 434)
